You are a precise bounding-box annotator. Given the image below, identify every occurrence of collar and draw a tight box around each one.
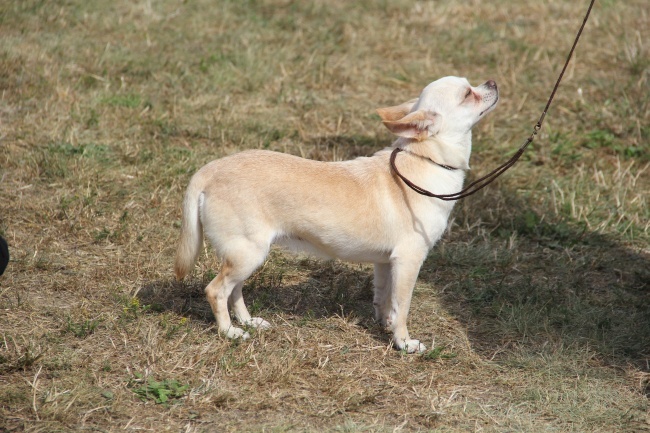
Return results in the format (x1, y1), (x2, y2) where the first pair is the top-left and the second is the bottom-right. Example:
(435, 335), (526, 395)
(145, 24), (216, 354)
(399, 148), (459, 171)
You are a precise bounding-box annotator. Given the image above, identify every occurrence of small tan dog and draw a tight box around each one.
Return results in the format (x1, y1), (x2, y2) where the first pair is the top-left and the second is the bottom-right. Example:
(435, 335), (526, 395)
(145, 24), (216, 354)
(175, 76), (498, 353)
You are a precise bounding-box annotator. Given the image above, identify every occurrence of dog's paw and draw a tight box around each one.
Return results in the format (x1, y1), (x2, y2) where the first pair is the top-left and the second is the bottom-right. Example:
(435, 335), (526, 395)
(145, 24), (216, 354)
(395, 339), (427, 354)
(246, 317), (271, 330)
(224, 326), (250, 340)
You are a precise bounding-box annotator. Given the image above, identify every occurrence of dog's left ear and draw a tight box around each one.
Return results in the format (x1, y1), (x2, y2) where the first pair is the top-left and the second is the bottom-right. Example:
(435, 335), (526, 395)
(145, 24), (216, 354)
(380, 109), (439, 140)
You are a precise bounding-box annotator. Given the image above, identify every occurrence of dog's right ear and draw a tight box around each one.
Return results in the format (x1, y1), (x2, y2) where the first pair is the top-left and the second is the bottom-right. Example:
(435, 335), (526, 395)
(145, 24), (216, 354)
(380, 109), (439, 140)
(376, 98), (419, 122)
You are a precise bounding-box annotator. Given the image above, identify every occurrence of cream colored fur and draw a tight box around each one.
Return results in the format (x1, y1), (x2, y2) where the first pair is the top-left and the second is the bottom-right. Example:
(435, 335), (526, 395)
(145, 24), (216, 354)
(175, 76), (499, 353)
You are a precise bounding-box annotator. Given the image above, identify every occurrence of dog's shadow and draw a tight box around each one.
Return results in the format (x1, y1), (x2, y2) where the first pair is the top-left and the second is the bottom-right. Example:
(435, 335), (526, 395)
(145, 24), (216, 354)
(138, 257), (384, 340)
(425, 190), (650, 373)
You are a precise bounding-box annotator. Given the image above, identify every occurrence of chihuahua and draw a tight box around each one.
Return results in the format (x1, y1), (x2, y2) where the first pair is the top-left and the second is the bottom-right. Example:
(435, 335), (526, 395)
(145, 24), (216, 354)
(175, 76), (498, 353)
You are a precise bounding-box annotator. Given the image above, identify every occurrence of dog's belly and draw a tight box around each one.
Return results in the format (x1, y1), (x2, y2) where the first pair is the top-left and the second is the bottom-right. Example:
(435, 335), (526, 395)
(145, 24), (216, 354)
(273, 235), (391, 264)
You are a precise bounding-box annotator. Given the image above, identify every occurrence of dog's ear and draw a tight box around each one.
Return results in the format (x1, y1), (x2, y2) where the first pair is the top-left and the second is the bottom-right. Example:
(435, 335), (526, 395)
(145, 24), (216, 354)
(380, 109), (439, 140)
(376, 98), (419, 122)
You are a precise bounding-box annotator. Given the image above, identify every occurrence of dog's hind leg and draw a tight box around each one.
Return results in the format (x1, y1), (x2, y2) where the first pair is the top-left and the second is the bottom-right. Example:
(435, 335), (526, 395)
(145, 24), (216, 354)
(229, 282), (271, 330)
(205, 240), (269, 340)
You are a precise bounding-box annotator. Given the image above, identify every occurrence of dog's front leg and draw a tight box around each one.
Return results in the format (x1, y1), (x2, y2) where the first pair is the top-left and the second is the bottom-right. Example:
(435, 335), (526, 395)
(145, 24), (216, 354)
(373, 263), (392, 327)
(388, 255), (427, 353)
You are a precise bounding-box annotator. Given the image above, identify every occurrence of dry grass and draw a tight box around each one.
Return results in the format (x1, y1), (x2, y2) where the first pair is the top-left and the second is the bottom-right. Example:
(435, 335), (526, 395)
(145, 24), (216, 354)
(1, 0), (648, 431)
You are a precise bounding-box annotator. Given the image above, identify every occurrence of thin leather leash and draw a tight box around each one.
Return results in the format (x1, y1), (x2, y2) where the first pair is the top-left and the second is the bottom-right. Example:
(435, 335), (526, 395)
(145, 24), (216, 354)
(390, 0), (596, 201)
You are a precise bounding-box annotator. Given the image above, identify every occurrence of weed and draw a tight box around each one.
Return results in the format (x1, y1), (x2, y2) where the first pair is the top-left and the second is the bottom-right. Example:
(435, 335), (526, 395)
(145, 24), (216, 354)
(120, 296), (151, 319)
(63, 316), (101, 339)
(128, 373), (189, 406)
(159, 314), (189, 339)
(582, 129), (645, 159)
(0, 343), (46, 374)
(420, 346), (458, 362)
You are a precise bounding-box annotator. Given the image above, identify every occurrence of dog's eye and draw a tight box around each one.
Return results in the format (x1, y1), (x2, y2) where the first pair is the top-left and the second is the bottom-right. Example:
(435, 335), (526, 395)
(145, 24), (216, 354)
(465, 89), (472, 98)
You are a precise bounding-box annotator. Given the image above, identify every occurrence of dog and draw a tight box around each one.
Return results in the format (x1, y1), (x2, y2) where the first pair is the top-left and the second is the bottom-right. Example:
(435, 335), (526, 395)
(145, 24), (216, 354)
(175, 76), (498, 353)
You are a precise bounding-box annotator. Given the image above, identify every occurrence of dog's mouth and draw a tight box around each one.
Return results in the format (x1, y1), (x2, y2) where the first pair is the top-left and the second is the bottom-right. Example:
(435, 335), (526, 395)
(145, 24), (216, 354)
(479, 95), (499, 117)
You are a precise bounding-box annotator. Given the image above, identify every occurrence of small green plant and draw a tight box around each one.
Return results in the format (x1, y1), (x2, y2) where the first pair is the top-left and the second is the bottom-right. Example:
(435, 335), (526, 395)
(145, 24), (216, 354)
(420, 346), (457, 361)
(583, 129), (615, 149)
(129, 373), (189, 406)
(121, 296), (151, 319)
(64, 316), (101, 338)
(159, 315), (189, 339)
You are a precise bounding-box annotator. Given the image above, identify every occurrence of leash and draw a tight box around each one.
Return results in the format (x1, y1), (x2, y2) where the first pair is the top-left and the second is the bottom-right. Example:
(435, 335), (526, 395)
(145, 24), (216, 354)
(390, 0), (596, 201)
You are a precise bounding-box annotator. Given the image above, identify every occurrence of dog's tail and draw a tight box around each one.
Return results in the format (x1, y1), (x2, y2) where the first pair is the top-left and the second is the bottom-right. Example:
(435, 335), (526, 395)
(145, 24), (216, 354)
(174, 177), (204, 280)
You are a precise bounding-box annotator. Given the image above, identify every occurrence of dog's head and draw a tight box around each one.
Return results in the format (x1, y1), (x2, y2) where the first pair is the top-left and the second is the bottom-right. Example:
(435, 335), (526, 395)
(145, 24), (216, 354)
(377, 76), (498, 143)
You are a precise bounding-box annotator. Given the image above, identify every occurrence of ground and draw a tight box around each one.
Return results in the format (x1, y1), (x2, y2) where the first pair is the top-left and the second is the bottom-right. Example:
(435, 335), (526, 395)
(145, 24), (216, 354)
(0, 0), (648, 431)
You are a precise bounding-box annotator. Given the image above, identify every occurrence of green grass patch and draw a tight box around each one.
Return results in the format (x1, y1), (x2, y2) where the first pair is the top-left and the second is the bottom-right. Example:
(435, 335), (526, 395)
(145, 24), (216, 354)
(101, 93), (142, 108)
(129, 373), (189, 406)
(420, 345), (458, 362)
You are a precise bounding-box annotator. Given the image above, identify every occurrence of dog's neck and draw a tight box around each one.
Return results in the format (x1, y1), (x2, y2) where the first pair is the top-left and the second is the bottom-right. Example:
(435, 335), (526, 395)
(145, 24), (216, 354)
(394, 133), (472, 171)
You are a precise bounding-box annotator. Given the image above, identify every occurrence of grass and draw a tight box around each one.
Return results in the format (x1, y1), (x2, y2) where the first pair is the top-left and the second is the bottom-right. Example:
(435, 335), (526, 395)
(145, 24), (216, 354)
(128, 373), (189, 406)
(0, 0), (648, 431)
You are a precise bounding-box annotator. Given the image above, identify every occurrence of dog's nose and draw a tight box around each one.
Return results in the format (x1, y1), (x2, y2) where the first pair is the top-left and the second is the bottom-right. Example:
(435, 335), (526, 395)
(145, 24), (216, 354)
(485, 80), (497, 89)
